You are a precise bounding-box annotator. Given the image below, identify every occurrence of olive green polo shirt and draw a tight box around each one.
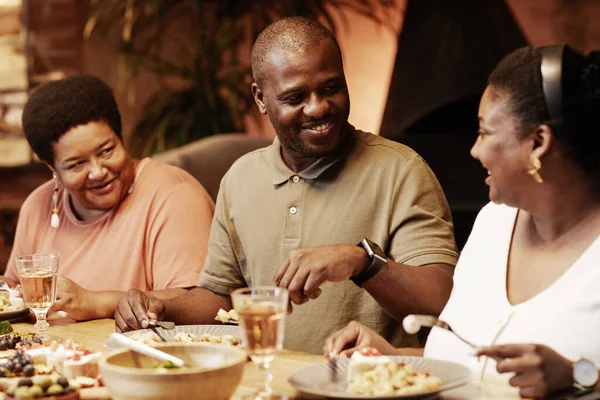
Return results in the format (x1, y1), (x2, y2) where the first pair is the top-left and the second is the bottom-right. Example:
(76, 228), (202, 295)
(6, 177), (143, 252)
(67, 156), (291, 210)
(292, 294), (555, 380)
(198, 125), (458, 354)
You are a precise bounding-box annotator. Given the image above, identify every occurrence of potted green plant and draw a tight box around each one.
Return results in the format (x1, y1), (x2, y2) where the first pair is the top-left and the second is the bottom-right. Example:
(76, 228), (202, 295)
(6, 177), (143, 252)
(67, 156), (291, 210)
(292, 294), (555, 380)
(84, 0), (398, 156)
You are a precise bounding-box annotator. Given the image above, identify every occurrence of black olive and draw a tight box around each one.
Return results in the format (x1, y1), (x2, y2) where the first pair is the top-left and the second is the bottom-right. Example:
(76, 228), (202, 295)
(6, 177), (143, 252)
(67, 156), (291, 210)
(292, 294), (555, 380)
(57, 377), (69, 388)
(22, 364), (35, 377)
(17, 378), (33, 387)
(13, 362), (23, 373)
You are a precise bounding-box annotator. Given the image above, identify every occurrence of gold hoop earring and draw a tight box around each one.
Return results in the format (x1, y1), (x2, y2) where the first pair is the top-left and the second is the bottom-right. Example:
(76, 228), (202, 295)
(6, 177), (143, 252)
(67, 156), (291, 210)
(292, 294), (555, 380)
(527, 156), (544, 184)
(51, 172), (60, 228)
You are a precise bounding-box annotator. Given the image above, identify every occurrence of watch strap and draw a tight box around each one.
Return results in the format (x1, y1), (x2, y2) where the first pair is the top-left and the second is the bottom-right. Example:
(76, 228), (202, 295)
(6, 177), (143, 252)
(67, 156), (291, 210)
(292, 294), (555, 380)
(351, 239), (387, 287)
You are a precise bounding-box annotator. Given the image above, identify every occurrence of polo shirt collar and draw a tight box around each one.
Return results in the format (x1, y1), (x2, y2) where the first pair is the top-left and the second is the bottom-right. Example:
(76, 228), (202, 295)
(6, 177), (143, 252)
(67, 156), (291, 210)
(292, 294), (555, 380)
(269, 124), (356, 185)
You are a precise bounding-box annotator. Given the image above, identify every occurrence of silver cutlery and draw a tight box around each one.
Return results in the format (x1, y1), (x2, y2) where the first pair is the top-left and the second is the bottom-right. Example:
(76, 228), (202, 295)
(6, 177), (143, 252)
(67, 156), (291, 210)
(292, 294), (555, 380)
(328, 353), (341, 383)
(0, 280), (17, 297)
(148, 320), (176, 330)
(404, 314), (476, 348)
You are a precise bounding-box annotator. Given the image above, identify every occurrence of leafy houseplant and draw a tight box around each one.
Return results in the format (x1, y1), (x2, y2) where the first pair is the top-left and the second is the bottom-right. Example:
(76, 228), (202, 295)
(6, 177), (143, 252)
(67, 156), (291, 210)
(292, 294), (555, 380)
(84, 0), (398, 156)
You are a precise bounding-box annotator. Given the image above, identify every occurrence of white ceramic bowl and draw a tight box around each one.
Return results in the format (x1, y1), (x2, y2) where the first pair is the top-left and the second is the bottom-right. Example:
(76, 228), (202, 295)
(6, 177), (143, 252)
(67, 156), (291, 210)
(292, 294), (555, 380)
(99, 342), (247, 400)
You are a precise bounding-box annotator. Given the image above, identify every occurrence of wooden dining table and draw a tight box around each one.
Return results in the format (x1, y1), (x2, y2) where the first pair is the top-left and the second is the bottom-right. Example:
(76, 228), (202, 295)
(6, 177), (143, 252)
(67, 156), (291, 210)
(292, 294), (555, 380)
(6, 318), (524, 400)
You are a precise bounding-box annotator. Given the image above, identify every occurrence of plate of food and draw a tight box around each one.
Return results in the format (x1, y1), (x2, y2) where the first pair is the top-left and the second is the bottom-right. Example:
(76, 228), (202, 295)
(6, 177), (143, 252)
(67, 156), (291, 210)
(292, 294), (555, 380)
(105, 325), (243, 351)
(0, 293), (29, 322)
(289, 354), (471, 399)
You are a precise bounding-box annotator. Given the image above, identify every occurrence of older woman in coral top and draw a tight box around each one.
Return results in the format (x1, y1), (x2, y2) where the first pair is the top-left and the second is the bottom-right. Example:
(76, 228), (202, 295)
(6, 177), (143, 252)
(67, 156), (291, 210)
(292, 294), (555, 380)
(2, 75), (215, 321)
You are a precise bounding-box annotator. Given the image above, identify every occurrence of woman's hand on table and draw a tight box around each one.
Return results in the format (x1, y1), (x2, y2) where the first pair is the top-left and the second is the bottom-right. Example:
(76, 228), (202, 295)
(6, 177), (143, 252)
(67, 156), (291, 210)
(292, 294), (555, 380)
(52, 275), (97, 320)
(476, 343), (574, 398)
(115, 289), (165, 332)
(324, 320), (398, 357)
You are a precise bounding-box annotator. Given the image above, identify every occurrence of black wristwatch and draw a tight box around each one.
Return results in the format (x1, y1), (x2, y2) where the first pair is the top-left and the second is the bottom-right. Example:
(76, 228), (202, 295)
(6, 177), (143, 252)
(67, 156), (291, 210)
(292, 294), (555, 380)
(351, 239), (387, 287)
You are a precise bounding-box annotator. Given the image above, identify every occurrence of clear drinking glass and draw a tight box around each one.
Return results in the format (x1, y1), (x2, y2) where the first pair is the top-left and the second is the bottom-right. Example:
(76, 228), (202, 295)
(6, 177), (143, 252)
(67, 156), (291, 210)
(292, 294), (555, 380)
(231, 287), (289, 400)
(14, 254), (59, 339)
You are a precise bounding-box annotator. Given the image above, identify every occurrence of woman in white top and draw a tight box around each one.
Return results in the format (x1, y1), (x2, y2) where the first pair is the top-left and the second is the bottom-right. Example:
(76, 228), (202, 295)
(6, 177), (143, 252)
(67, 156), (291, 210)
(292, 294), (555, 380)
(325, 45), (600, 398)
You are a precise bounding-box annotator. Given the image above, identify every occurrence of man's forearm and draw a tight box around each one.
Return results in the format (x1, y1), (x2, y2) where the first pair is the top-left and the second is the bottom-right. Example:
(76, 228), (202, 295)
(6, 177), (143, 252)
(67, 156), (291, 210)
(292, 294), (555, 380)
(92, 288), (188, 320)
(162, 287), (232, 325)
(363, 262), (454, 321)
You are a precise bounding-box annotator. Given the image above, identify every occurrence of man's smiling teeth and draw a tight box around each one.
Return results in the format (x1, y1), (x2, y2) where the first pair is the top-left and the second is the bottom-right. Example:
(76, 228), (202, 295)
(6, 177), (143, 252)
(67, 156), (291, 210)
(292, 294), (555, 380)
(305, 122), (332, 131)
(488, 170), (491, 175)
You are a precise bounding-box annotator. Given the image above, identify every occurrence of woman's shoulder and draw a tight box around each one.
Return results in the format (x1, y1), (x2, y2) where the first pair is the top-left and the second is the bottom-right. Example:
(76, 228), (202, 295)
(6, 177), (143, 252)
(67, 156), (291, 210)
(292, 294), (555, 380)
(21, 179), (54, 213)
(138, 158), (204, 188)
(134, 158), (213, 201)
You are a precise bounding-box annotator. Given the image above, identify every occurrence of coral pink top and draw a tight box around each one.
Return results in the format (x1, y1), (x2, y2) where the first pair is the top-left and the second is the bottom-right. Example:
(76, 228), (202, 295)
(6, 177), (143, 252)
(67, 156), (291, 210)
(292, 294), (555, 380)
(5, 158), (215, 292)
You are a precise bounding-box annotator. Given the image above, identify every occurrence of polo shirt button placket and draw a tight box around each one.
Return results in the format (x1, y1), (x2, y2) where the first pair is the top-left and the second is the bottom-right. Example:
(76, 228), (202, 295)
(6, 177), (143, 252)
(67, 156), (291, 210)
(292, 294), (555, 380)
(292, 176), (300, 183)
(289, 206), (297, 214)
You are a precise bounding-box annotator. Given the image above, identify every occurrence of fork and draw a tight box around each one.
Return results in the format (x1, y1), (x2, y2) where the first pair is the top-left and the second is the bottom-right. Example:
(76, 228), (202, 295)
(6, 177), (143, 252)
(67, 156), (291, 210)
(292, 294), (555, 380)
(404, 314), (476, 348)
(148, 320), (175, 342)
(328, 353), (340, 383)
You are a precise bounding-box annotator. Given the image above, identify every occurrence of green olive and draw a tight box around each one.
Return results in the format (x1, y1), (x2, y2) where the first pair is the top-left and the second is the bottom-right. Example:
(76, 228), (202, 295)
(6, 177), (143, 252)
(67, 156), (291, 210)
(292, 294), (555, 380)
(33, 376), (52, 391)
(28, 385), (43, 397)
(13, 386), (33, 398)
(45, 383), (64, 396)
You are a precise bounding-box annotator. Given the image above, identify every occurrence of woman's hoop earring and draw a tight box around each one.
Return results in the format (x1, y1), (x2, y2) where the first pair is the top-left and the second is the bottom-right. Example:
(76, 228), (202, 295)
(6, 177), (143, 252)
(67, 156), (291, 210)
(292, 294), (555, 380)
(51, 172), (60, 228)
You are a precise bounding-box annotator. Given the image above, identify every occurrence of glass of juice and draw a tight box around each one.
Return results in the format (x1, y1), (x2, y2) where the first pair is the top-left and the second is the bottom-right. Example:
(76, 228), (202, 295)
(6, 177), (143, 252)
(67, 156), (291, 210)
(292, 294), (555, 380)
(14, 254), (59, 339)
(231, 286), (289, 400)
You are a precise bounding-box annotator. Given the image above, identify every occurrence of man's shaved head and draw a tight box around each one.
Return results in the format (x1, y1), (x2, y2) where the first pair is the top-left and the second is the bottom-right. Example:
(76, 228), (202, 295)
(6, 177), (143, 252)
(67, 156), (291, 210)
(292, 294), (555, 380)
(251, 17), (342, 87)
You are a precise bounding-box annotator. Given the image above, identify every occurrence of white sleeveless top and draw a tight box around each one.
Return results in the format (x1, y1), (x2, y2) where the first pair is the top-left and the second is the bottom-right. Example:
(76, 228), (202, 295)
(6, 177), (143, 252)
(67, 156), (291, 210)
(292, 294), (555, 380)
(424, 202), (600, 382)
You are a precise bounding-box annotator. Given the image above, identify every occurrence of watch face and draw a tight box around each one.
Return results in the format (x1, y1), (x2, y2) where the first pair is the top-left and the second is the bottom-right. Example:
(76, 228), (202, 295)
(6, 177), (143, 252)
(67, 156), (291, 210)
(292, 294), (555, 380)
(574, 359), (599, 387)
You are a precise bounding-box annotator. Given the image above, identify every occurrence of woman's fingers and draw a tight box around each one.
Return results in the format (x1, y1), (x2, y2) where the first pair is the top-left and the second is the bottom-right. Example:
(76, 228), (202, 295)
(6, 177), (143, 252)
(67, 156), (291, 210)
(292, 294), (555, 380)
(476, 343), (536, 359)
(324, 322), (362, 356)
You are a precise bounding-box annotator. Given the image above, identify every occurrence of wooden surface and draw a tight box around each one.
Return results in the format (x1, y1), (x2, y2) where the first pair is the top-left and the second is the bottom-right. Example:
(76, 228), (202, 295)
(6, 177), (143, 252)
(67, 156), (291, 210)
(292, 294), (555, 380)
(6, 318), (521, 400)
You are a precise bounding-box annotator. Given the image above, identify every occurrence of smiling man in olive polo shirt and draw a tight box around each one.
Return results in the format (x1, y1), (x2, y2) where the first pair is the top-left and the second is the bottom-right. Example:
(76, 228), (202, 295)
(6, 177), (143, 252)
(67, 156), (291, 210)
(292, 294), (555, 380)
(115, 17), (458, 354)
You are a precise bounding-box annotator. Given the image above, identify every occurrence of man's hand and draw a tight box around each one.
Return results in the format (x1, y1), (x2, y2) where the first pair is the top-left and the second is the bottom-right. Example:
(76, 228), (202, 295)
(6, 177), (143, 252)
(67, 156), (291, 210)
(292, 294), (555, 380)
(476, 344), (574, 398)
(114, 289), (165, 333)
(324, 320), (397, 357)
(272, 244), (369, 305)
(51, 275), (95, 321)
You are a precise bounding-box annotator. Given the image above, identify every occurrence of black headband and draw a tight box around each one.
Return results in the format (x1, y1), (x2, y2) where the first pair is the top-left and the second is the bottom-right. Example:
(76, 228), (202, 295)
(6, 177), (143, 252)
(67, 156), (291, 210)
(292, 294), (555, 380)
(540, 45), (565, 121)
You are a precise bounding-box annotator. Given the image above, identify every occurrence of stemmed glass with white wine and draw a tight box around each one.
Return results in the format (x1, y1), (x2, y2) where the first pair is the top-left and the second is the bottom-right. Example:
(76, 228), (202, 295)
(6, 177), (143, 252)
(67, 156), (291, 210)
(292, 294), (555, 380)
(14, 254), (59, 339)
(231, 286), (289, 400)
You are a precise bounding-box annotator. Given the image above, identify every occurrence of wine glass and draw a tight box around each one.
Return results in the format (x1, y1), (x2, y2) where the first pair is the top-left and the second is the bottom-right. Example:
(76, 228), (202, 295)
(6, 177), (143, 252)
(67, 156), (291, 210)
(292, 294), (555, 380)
(14, 254), (59, 339)
(231, 286), (289, 400)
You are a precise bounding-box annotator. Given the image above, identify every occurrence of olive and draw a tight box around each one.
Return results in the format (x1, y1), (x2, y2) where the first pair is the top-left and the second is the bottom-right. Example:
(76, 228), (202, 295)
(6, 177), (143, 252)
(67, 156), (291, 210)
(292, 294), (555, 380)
(63, 387), (76, 394)
(46, 383), (64, 396)
(0, 340), (8, 350)
(13, 362), (23, 373)
(22, 364), (35, 377)
(5, 361), (14, 371)
(18, 378), (33, 387)
(13, 386), (33, 398)
(34, 376), (52, 391)
(57, 377), (69, 388)
(28, 385), (44, 397)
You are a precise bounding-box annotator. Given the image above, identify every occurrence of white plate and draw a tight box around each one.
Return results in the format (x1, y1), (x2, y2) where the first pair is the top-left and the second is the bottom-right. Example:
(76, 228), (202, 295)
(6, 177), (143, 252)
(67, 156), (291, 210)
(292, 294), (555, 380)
(104, 324), (242, 350)
(289, 356), (471, 399)
(0, 307), (29, 322)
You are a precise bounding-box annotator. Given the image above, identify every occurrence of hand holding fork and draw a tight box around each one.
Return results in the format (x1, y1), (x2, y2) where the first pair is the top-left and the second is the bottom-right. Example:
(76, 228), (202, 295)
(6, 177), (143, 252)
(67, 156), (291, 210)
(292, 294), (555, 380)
(403, 314), (476, 348)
